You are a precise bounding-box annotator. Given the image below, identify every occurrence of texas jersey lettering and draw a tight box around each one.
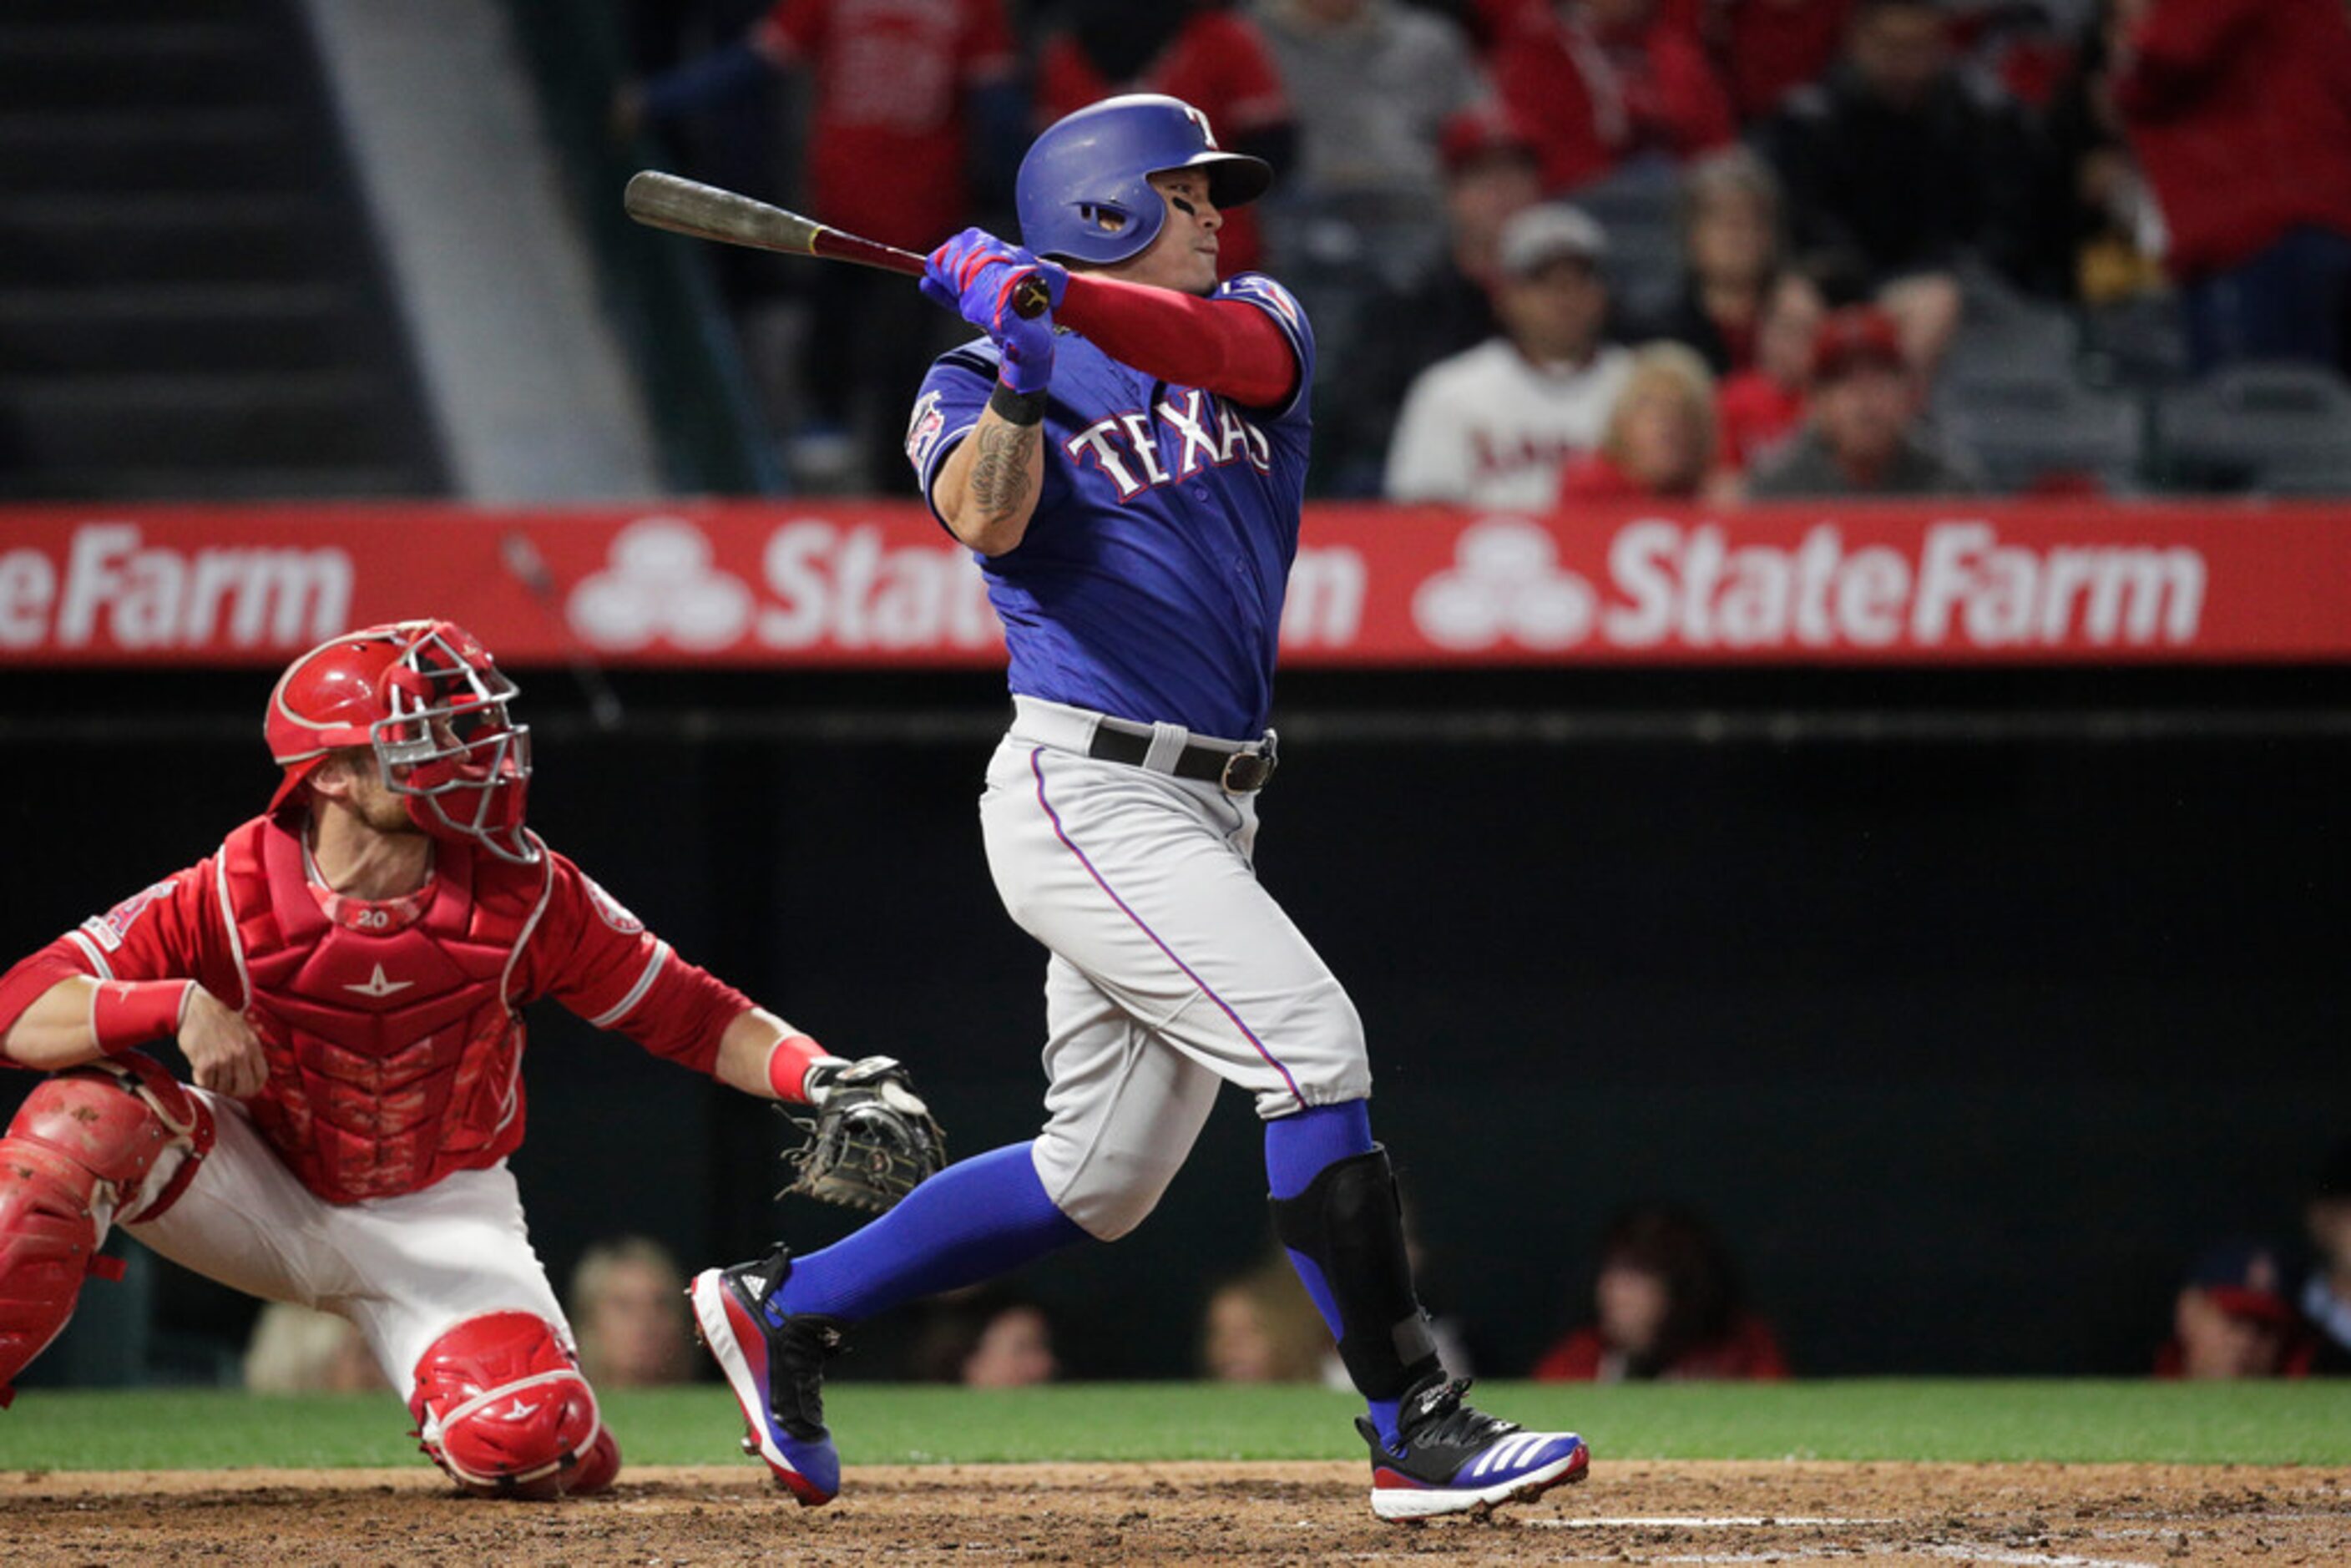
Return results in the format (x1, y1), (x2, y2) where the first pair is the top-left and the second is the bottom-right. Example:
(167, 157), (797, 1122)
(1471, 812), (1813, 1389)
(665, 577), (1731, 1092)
(910, 271), (1315, 741)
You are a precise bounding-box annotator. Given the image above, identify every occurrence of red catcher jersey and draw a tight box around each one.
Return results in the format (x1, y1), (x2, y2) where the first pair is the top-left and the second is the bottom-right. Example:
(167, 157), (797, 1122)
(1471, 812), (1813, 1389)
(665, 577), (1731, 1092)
(0, 813), (751, 1204)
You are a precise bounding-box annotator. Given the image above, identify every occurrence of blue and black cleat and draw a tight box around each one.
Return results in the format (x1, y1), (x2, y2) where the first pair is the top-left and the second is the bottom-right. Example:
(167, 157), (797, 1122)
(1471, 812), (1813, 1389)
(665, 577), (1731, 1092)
(1360, 1373), (1590, 1520)
(689, 1247), (847, 1505)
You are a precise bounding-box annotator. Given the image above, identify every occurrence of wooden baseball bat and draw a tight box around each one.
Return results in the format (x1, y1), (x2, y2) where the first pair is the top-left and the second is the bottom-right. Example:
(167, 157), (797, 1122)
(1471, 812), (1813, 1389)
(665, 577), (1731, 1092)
(624, 169), (1049, 318)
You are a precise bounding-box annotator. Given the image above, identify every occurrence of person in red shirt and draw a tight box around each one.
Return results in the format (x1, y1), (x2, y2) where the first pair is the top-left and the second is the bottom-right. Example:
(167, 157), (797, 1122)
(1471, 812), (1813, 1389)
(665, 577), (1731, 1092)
(1698, 0), (1857, 121)
(2109, 0), (2351, 372)
(1532, 1203), (1789, 1382)
(1558, 341), (1726, 501)
(626, 0), (1023, 488)
(1491, 0), (1738, 194)
(1033, 2), (1295, 276)
(2152, 1239), (2316, 1379)
(1713, 265), (1826, 474)
(0, 620), (924, 1499)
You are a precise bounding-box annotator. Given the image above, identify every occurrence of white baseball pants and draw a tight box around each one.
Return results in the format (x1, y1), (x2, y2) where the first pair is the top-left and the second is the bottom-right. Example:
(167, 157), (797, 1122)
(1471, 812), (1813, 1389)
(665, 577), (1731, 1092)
(982, 696), (1373, 1241)
(124, 1091), (573, 1397)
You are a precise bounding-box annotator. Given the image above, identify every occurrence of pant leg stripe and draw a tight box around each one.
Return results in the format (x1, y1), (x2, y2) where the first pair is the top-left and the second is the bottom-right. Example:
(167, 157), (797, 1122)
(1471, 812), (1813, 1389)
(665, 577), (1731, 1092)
(1029, 748), (1307, 1111)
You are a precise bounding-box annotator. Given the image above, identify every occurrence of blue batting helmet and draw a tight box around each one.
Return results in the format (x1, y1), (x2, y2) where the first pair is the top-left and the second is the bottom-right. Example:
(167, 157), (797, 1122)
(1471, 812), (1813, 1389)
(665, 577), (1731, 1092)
(1016, 94), (1273, 266)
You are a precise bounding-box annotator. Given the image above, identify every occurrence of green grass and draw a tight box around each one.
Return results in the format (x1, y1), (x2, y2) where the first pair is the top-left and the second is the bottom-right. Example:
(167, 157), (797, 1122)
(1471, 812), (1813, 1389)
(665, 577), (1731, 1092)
(3, 1381), (2347, 1472)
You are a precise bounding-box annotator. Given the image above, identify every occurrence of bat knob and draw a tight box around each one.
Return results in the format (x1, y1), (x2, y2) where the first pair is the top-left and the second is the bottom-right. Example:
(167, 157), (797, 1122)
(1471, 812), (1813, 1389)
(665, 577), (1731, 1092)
(1011, 274), (1052, 321)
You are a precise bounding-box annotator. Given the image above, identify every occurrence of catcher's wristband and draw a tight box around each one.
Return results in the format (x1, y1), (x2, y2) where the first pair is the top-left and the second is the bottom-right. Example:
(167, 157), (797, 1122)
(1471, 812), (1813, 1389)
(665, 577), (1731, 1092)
(763, 1033), (827, 1101)
(90, 979), (193, 1055)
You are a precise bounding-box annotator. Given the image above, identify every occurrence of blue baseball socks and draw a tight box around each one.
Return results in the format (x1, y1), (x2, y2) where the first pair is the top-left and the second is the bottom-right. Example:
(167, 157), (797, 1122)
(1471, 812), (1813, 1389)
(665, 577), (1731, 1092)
(774, 1142), (1087, 1323)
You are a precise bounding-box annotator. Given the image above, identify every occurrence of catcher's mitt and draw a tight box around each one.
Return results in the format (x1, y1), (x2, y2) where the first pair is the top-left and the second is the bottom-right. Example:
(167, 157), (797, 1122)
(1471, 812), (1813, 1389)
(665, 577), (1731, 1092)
(779, 1055), (947, 1213)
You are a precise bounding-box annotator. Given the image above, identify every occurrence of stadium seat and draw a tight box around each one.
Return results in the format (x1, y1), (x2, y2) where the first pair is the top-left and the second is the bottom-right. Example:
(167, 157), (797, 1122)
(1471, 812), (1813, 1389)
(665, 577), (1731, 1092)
(1572, 163), (1685, 328)
(2153, 362), (2351, 494)
(1938, 286), (2081, 387)
(2077, 294), (2192, 390)
(1934, 369), (2143, 494)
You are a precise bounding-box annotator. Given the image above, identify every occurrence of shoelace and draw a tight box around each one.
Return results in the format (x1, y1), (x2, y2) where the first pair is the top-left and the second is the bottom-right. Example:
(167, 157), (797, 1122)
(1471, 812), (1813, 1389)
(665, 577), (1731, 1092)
(771, 1318), (844, 1431)
(1401, 1377), (1520, 1451)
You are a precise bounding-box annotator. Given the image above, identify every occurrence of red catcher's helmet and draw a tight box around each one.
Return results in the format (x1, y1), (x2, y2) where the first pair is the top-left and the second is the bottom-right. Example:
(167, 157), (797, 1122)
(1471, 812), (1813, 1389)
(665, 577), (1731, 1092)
(265, 620), (538, 864)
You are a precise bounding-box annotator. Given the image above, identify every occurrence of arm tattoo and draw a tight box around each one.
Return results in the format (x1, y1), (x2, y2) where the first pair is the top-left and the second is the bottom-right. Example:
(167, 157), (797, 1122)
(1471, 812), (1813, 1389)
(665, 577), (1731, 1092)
(968, 418), (1037, 522)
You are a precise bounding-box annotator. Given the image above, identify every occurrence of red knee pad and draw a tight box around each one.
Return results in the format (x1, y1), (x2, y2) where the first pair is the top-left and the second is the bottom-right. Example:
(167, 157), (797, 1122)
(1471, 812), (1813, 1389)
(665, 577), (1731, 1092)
(409, 1311), (615, 1499)
(0, 1055), (215, 1407)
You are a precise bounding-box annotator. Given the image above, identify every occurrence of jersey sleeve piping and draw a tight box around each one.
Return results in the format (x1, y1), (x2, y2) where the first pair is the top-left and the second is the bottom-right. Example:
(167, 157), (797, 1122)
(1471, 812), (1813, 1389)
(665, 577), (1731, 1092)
(587, 940), (673, 1029)
(63, 929), (115, 982)
(918, 348), (1000, 534)
(211, 850), (252, 1009)
(1215, 273), (1312, 422)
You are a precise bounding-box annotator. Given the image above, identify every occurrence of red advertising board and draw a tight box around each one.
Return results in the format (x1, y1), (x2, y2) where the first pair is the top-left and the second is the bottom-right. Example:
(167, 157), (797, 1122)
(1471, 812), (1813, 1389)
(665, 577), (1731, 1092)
(0, 499), (2343, 667)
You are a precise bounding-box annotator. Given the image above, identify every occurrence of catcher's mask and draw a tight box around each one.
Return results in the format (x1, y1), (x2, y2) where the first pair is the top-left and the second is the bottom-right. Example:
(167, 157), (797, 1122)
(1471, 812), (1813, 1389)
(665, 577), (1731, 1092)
(265, 620), (538, 864)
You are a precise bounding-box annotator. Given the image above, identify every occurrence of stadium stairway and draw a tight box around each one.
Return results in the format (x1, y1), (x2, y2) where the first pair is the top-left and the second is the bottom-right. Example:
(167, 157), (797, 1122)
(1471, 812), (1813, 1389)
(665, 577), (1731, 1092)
(0, 0), (444, 501)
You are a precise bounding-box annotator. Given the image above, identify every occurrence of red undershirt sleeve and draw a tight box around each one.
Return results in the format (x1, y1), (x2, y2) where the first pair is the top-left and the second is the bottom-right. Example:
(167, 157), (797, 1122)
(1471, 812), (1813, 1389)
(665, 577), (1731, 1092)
(1056, 274), (1299, 410)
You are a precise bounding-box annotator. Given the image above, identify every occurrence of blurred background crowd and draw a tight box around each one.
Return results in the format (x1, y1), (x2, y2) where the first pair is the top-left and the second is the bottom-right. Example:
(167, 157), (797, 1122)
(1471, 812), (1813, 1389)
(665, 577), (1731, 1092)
(612, 0), (2351, 505)
(235, 1133), (2351, 1393)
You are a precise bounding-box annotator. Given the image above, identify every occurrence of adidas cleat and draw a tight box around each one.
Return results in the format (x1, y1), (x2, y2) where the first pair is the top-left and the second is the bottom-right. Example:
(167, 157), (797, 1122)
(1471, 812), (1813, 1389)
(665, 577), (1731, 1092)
(1360, 1374), (1590, 1521)
(689, 1247), (848, 1505)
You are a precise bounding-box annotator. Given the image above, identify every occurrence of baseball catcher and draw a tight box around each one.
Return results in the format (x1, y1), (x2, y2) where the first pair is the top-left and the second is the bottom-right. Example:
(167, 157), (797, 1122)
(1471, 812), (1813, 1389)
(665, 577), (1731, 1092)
(0, 620), (938, 1498)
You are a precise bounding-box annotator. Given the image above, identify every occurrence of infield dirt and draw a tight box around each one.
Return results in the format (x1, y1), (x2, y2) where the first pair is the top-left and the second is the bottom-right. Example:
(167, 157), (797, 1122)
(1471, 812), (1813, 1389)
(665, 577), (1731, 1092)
(3, 1459), (2344, 1565)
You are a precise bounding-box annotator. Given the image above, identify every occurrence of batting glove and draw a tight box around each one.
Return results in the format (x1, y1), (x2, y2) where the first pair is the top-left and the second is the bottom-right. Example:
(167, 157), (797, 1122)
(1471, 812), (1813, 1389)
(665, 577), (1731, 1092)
(923, 228), (1067, 395)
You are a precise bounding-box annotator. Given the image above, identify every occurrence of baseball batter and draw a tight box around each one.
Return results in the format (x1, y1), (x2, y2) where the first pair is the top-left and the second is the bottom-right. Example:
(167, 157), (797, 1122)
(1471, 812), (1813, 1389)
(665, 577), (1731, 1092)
(0, 620), (907, 1498)
(693, 94), (1589, 1520)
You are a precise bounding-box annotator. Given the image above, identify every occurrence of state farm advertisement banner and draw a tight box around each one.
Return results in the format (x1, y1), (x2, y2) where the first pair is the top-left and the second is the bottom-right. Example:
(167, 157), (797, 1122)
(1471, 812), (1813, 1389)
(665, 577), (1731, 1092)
(1, 500), (2345, 667)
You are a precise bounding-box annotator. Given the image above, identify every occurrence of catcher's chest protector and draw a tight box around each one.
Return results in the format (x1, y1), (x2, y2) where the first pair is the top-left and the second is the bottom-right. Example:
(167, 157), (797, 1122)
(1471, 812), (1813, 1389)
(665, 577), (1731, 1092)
(220, 817), (544, 1201)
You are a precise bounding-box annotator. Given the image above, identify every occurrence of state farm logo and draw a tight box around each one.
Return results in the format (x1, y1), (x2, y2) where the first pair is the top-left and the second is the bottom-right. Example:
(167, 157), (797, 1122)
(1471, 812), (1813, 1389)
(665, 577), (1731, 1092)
(568, 518), (753, 650)
(1408, 517), (2206, 652)
(564, 516), (1003, 653)
(0, 524), (351, 651)
(1413, 518), (1596, 650)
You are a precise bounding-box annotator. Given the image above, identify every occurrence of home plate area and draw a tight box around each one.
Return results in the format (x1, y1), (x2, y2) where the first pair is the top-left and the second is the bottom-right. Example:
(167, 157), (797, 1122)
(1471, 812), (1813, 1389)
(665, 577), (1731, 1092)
(1, 1459), (2342, 1565)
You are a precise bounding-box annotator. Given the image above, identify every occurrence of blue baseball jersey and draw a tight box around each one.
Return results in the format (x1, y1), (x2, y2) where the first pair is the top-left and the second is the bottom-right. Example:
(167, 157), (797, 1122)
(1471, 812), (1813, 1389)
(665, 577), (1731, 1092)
(906, 273), (1315, 740)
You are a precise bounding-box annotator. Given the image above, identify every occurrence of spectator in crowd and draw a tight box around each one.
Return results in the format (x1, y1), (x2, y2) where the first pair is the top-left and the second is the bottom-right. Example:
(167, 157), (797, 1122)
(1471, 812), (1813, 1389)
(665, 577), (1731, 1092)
(906, 1289), (1061, 1386)
(1034, 2), (1295, 276)
(1320, 104), (1547, 493)
(2107, 0), (2351, 372)
(569, 1236), (693, 1388)
(1759, 0), (2050, 358)
(1490, 0), (1737, 194)
(623, 0), (1023, 490)
(1201, 1257), (1332, 1382)
(1635, 146), (1786, 374)
(242, 1302), (384, 1394)
(1558, 342), (1727, 501)
(2039, 0), (2169, 308)
(1533, 1204), (1787, 1381)
(1251, 0), (1487, 254)
(2154, 1239), (2314, 1379)
(1691, 0), (1859, 123)
(1714, 265), (1827, 473)
(1747, 304), (1985, 496)
(960, 1297), (1059, 1387)
(2300, 1139), (2351, 1374)
(1386, 203), (1634, 508)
